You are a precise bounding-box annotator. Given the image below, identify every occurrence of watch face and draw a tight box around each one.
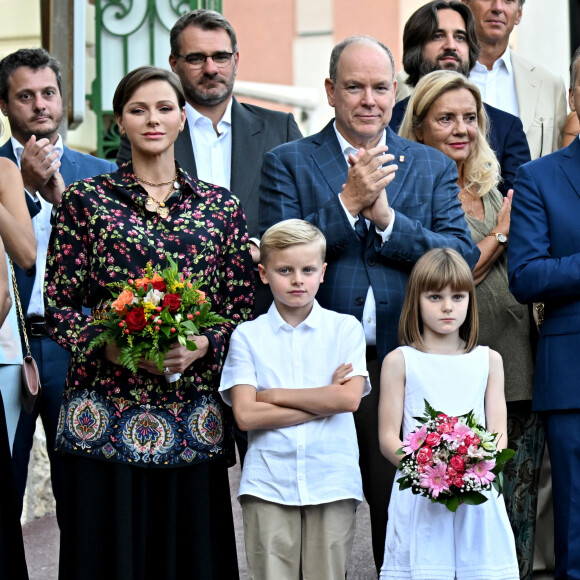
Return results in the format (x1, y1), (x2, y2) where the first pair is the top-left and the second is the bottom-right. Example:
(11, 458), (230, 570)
(497, 233), (508, 243)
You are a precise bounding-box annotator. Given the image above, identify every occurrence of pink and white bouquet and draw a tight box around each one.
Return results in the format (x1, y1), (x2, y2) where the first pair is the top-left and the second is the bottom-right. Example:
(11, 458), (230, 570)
(396, 400), (515, 512)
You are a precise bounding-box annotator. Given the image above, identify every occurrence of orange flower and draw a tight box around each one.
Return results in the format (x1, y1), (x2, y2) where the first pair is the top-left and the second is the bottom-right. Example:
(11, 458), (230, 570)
(196, 290), (206, 304)
(111, 290), (135, 314)
(133, 277), (152, 291)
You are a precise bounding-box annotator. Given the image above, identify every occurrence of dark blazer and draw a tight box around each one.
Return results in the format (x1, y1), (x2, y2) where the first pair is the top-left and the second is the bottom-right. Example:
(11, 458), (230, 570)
(259, 122), (479, 361)
(0, 140), (116, 314)
(390, 96), (531, 196)
(117, 97), (302, 238)
(508, 137), (580, 412)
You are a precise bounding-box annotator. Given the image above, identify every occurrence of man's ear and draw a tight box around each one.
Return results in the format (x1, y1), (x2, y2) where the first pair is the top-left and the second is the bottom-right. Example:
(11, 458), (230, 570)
(0, 99), (7, 117)
(325, 78), (336, 108)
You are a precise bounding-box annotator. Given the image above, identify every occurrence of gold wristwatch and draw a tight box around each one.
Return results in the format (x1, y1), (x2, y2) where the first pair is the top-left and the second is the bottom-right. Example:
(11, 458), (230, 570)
(487, 232), (508, 245)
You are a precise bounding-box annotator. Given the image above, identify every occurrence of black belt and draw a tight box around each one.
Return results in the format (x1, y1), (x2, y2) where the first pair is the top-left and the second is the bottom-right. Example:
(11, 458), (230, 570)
(25, 316), (46, 337)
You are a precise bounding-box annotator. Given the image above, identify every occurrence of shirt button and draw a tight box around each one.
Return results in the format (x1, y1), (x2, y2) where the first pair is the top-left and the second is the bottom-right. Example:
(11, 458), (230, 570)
(366, 317), (372, 323)
(298, 445), (303, 451)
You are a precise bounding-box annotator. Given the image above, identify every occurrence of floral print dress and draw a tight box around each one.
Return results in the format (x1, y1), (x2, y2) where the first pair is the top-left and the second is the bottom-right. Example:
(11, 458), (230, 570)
(45, 162), (253, 468)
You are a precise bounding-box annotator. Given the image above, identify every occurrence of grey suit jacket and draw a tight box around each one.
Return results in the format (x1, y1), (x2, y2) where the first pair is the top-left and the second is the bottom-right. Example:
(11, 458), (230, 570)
(511, 52), (567, 159)
(117, 97), (302, 237)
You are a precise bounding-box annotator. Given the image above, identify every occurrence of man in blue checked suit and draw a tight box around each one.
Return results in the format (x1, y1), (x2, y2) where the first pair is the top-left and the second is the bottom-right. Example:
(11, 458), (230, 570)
(0, 48), (116, 525)
(259, 36), (479, 572)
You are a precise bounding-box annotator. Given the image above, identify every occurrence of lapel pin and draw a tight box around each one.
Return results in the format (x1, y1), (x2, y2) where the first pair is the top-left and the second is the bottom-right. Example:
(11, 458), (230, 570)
(399, 155), (405, 163)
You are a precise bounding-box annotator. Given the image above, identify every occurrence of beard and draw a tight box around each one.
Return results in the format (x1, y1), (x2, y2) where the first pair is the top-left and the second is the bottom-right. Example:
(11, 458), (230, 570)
(182, 72), (235, 107)
(419, 52), (471, 78)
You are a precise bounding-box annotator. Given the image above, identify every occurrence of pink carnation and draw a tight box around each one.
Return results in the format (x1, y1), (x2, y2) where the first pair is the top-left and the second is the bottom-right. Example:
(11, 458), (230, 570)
(419, 462), (450, 498)
(402, 425), (428, 455)
(466, 459), (496, 485)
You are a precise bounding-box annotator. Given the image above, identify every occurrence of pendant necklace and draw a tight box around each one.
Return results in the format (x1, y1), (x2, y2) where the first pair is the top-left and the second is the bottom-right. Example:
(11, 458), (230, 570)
(137, 172), (180, 218)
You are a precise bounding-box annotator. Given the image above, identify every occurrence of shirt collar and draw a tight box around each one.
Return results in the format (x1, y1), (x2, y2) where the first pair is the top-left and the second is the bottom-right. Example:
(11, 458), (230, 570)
(11, 134), (64, 166)
(332, 122), (386, 164)
(474, 45), (513, 74)
(267, 299), (322, 332)
(186, 98), (233, 130)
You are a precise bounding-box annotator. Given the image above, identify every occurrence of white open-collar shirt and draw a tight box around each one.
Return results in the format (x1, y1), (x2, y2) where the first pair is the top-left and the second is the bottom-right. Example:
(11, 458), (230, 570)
(220, 300), (370, 506)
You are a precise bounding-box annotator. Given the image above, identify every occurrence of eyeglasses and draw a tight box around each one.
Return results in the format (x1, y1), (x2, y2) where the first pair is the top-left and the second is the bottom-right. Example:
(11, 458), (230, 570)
(176, 52), (234, 69)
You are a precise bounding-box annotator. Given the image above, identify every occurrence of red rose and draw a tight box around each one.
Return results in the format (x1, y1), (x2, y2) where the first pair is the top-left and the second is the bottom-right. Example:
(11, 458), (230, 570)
(438, 422), (452, 434)
(450, 456), (465, 472)
(125, 307), (147, 332)
(425, 432), (441, 447)
(447, 467), (457, 477)
(453, 476), (465, 488)
(151, 279), (166, 292)
(471, 436), (480, 446)
(457, 445), (468, 455)
(437, 413), (449, 422)
(416, 447), (433, 464)
(162, 293), (181, 313)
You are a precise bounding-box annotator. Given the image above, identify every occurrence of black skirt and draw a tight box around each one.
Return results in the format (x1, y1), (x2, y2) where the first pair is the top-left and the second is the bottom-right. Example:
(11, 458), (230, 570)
(58, 454), (239, 580)
(0, 393), (28, 580)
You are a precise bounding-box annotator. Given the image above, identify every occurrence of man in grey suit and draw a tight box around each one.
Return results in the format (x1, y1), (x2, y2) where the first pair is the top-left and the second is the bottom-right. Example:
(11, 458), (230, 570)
(117, 9), (302, 245)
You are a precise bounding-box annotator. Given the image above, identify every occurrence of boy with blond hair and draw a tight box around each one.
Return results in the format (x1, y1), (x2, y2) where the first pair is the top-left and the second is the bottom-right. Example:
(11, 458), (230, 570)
(220, 219), (369, 580)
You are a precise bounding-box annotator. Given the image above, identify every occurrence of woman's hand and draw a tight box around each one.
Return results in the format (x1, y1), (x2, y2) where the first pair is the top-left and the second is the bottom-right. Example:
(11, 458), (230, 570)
(140, 335), (210, 375)
(104, 335), (211, 375)
(495, 189), (513, 236)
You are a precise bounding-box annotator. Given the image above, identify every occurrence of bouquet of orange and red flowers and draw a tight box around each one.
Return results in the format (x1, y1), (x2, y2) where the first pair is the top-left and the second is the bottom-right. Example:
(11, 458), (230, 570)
(396, 400), (515, 512)
(90, 257), (228, 380)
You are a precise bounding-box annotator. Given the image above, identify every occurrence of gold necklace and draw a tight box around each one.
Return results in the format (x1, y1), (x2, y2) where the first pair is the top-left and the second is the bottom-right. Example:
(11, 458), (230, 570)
(136, 173), (179, 188)
(144, 180), (180, 218)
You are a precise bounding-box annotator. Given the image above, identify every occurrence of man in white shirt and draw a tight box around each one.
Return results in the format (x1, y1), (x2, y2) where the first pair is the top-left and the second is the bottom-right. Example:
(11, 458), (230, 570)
(463, 0), (567, 158)
(0, 48), (116, 524)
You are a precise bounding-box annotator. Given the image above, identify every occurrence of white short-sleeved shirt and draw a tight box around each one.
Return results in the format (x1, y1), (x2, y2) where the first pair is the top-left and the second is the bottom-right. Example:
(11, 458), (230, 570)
(220, 300), (370, 506)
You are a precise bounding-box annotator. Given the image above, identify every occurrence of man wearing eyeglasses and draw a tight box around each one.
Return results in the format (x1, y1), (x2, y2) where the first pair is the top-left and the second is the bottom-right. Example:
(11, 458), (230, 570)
(117, 8), (302, 249)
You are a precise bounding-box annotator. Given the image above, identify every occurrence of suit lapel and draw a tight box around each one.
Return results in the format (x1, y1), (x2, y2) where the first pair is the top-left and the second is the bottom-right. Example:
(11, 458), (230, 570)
(175, 120), (197, 179)
(59, 146), (80, 186)
(383, 127), (413, 207)
(311, 122), (349, 197)
(231, 98), (266, 199)
(512, 53), (539, 135)
(560, 138), (580, 199)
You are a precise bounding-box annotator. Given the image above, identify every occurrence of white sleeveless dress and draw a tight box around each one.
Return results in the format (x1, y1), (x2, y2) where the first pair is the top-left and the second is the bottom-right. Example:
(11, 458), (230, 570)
(379, 346), (519, 580)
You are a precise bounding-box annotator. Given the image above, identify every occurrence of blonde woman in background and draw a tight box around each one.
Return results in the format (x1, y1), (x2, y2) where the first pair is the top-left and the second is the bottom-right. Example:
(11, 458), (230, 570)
(399, 70), (541, 579)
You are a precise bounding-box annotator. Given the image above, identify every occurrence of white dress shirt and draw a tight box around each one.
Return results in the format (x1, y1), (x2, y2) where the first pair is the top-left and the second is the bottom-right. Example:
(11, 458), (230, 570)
(12, 135), (63, 317)
(469, 46), (520, 117)
(186, 99), (232, 190)
(333, 124), (395, 345)
(220, 300), (370, 506)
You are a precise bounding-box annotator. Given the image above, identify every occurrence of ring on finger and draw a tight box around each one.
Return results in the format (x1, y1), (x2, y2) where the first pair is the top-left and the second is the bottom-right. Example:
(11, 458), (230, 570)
(164, 366), (170, 374)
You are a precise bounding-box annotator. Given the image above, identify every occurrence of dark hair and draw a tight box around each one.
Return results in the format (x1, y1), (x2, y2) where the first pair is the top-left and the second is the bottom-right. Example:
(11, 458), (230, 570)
(403, 1), (480, 88)
(571, 46), (580, 88)
(112, 66), (185, 117)
(170, 9), (238, 57)
(0, 48), (62, 102)
(329, 36), (395, 84)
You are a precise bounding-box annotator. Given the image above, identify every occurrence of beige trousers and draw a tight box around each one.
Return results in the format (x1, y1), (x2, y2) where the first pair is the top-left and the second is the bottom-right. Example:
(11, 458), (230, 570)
(241, 495), (356, 580)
